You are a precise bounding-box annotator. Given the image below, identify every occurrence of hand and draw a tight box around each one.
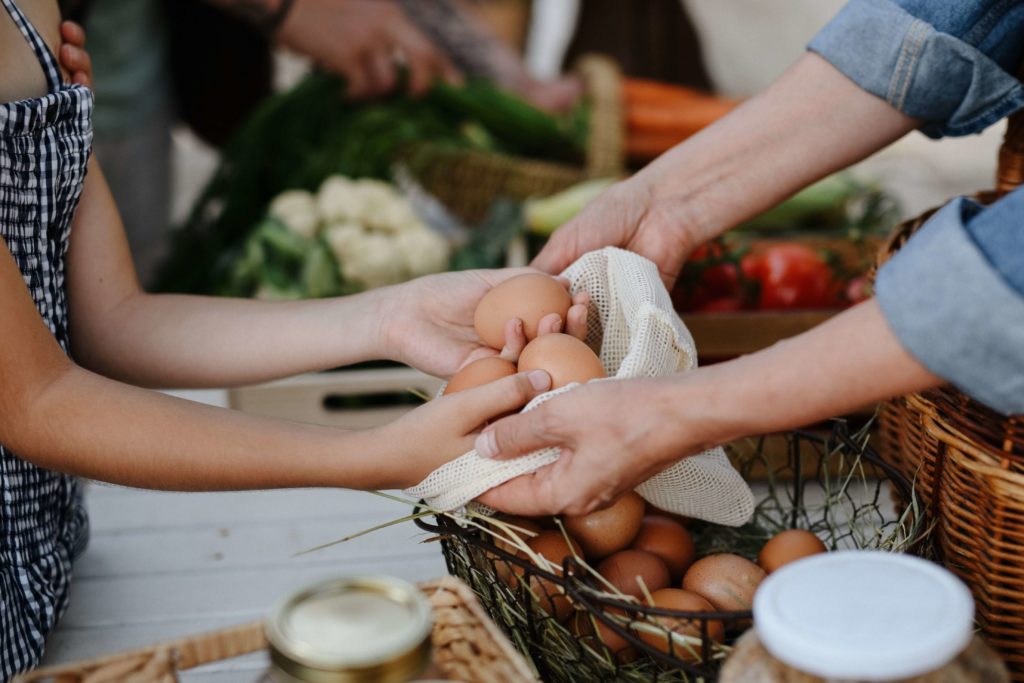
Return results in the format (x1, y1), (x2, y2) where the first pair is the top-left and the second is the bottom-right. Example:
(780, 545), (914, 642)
(277, 0), (460, 98)
(382, 268), (590, 379)
(58, 21), (92, 88)
(376, 370), (552, 489)
(531, 178), (699, 289)
(474, 377), (708, 515)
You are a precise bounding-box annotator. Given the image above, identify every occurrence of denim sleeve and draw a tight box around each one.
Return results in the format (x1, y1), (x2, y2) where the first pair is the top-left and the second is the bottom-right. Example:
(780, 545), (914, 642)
(808, 0), (1024, 138)
(875, 191), (1024, 414)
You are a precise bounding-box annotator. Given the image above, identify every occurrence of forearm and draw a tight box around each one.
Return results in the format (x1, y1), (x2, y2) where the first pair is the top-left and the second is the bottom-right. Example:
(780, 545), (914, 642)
(6, 364), (392, 491)
(73, 287), (391, 389)
(671, 300), (942, 448)
(637, 52), (918, 244)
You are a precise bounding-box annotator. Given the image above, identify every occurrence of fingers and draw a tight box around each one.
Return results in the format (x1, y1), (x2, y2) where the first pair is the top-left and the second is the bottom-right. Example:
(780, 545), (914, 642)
(387, 22), (457, 95)
(531, 232), (578, 277)
(536, 313), (564, 337)
(450, 371), (551, 433)
(475, 402), (561, 460)
(566, 291), (590, 341)
(364, 50), (397, 95)
(477, 475), (552, 515)
(498, 318), (527, 362)
(60, 20), (86, 47)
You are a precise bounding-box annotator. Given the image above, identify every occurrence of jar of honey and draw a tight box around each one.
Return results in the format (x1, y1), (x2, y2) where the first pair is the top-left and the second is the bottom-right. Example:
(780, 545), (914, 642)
(720, 552), (1008, 683)
(260, 575), (441, 683)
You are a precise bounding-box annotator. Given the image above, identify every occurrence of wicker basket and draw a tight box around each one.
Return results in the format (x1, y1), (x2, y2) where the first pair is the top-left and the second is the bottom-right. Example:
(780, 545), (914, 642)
(406, 53), (624, 225)
(15, 577), (535, 683)
(417, 426), (925, 683)
(875, 108), (1024, 679)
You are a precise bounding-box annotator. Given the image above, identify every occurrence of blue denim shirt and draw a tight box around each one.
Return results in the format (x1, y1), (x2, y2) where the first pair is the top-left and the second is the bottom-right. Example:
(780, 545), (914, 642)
(809, 0), (1024, 414)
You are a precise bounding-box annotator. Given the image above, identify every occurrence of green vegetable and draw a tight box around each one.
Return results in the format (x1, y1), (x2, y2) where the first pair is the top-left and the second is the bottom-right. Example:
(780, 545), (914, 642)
(301, 240), (343, 299)
(524, 177), (617, 236)
(450, 200), (524, 271)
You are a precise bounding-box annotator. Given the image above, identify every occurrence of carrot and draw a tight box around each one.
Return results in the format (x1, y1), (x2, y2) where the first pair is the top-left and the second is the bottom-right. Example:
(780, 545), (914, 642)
(623, 77), (705, 105)
(626, 97), (739, 133)
(626, 130), (690, 161)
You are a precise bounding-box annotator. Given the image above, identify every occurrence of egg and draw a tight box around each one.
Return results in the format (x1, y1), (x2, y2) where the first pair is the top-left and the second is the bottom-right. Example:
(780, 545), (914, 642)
(443, 357), (517, 395)
(571, 611), (636, 663)
(486, 515), (542, 585)
(597, 550), (671, 600)
(517, 333), (606, 390)
(646, 502), (692, 527)
(563, 491), (645, 560)
(757, 529), (827, 573)
(523, 531), (583, 621)
(682, 554), (766, 614)
(630, 516), (696, 580)
(473, 274), (572, 350)
(637, 588), (723, 661)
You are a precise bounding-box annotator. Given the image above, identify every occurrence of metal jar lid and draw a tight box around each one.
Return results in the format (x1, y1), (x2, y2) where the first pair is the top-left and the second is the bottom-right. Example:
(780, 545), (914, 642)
(266, 575), (433, 683)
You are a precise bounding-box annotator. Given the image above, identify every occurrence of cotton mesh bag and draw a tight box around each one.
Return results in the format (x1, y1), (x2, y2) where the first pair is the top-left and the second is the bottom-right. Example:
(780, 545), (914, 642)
(406, 247), (754, 526)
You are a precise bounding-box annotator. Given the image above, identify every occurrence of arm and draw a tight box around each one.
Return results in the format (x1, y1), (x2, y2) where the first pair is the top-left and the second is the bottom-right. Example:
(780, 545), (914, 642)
(533, 52), (919, 286)
(67, 160), (587, 388)
(475, 299), (942, 515)
(206, 0), (459, 97)
(4, 229), (550, 492)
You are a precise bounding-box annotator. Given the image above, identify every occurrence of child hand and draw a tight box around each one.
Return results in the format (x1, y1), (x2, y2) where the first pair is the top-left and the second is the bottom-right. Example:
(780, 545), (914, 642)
(59, 21), (92, 88)
(374, 370), (551, 489)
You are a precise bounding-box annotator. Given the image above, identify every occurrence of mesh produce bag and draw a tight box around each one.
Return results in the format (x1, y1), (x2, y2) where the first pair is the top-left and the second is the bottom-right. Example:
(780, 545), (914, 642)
(406, 247), (754, 526)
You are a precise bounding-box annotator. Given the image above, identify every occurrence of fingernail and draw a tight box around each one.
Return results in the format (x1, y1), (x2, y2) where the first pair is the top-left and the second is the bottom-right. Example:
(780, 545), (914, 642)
(527, 370), (551, 391)
(476, 431), (498, 458)
(553, 316), (563, 332)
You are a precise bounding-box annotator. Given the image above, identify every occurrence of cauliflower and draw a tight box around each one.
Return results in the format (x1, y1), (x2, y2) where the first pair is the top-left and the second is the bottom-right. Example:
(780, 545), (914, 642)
(324, 221), (365, 263)
(394, 228), (451, 278)
(336, 232), (404, 290)
(317, 176), (360, 223)
(366, 200), (423, 233)
(268, 190), (319, 238)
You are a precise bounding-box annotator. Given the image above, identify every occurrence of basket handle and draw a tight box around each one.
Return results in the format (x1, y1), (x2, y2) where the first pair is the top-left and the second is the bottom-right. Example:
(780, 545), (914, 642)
(995, 66), (1024, 194)
(574, 53), (625, 178)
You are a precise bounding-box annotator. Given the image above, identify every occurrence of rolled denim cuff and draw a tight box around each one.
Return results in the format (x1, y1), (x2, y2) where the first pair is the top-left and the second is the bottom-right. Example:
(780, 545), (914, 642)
(808, 0), (1024, 138)
(876, 198), (1024, 414)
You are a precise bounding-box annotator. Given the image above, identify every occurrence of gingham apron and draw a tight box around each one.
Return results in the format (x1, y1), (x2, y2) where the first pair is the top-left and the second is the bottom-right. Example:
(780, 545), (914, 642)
(0, 0), (92, 676)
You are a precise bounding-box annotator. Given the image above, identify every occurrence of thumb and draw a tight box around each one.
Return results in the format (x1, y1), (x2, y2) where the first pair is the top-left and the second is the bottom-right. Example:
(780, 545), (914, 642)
(530, 232), (575, 276)
(454, 370), (551, 432)
(475, 401), (562, 460)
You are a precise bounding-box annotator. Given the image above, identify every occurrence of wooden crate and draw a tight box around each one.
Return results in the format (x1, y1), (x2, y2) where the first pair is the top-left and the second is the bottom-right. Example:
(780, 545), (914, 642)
(228, 366), (443, 429)
(682, 310), (835, 358)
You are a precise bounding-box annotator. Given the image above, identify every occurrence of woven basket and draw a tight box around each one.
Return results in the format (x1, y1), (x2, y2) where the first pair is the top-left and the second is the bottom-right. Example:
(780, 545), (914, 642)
(875, 106), (1024, 679)
(406, 53), (624, 225)
(15, 577), (535, 683)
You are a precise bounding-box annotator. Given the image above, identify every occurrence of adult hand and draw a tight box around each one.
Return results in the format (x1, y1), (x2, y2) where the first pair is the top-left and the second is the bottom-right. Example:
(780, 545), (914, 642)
(531, 177), (699, 290)
(378, 370), (551, 489)
(381, 268), (590, 379)
(474, 377), (707, 515)
(277, 0), (460, 98)
(58, 21), (92, 88)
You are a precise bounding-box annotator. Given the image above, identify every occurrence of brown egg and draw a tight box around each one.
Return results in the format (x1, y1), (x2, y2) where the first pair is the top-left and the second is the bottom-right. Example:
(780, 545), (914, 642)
(631, 516), (696, 580)
(597, 550), (671, 600)
(571, 610), (636, 663)
(682, 554), (766, 613)
(523, 530), (583, 622)
(646, 502), (692, 527)
(486, 515), (542, 585)
(473, 274), (572, 350)
(516, 333), (606, 390)
(564, 491), (645, 560)
(443, 357), (517, 395)
(637, 588), (723, 661)
(757, 529), (827, 574)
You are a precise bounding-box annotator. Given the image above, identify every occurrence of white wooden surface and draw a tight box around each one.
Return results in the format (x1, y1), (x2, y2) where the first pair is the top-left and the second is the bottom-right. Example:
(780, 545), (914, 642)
(40, 390), (446, 680)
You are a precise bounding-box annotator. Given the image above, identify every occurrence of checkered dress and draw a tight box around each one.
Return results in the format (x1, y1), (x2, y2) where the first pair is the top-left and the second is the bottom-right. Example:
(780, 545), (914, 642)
(1, 0), (92, 676)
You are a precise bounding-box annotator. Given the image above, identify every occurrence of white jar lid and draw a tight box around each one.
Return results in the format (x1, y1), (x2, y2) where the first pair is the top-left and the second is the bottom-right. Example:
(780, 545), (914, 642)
(753, 551), (975, 680)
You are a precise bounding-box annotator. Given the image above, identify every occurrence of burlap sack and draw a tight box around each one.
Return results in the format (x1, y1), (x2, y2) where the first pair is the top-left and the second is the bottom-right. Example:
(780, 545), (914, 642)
(406, 247), (754, 526)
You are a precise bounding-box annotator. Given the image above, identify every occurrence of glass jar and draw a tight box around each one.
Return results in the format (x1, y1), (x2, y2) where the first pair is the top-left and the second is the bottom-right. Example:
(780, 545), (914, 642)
(257, 575), (443, 683)
(719, 552), (1008, 683)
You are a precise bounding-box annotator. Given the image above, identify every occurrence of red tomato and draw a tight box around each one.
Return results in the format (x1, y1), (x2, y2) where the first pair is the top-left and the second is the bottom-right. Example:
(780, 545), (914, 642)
(743, 245), (840, 310)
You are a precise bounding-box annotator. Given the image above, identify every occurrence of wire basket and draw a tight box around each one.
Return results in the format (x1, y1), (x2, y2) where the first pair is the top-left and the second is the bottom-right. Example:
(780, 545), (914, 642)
(415, 424), (926, 682)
